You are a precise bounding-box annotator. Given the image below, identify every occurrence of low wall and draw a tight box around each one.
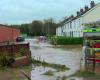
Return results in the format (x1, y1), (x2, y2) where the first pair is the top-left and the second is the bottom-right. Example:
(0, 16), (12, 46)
(0, 43), (31, 67)
(11, 56), (29, 67)
(0, 43), (30, 56)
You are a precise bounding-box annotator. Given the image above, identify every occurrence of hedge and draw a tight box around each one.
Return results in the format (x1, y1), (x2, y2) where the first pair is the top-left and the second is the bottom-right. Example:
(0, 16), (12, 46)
(51, 36), (83, 45)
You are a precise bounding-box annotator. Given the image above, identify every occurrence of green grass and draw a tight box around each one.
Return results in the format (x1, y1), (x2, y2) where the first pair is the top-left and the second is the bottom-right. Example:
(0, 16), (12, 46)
(71, 70), (100, 79)
(31, 59), (69, 72)
(43, 70), (54, 76)
(70, 79), (75, 80)
(56, 76), (68, 80)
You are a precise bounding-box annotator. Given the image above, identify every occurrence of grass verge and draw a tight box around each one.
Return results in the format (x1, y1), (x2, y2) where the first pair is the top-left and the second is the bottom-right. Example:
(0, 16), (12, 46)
(56, 76), (68, 80)
(31, 59), (69, 72)
(71, 70), (100, 79)
(43, 70), (54, 76)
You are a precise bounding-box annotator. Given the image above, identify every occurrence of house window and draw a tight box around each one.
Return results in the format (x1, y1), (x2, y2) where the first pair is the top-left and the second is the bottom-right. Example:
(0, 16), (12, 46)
(79, 19), (81, 26)
(70, 22), (72, 29)
(74, 21), (76, 28)
(68, 23), (69, 29)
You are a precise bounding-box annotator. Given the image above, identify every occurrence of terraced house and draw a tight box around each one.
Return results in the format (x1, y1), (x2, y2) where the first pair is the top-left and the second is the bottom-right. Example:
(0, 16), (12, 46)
(56, 1), (100, 37)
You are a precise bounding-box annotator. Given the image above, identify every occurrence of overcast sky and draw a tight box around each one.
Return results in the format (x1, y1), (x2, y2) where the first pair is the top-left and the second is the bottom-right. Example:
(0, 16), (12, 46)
(0, 0), (100, 24)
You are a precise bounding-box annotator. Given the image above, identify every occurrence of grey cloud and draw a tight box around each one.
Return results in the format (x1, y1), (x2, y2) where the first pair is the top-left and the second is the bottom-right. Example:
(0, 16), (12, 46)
(0, 0), (99, 24)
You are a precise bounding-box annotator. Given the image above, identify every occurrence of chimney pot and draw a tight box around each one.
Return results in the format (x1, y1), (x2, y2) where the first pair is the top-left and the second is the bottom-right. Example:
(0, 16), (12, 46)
(90, 1), (95, 8)
(80, 9), (84, 14)
(85, 5), (89, 12)
(77, 11), (80, 16)
(71, 15), (74, 18)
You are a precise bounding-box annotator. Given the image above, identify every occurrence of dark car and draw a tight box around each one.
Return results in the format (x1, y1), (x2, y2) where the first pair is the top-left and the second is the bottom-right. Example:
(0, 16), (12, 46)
(16, 37), (25, 42)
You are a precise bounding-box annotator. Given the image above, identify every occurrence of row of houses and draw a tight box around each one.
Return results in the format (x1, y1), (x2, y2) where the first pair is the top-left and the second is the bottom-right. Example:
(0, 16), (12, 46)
(56, 1), (100, 37)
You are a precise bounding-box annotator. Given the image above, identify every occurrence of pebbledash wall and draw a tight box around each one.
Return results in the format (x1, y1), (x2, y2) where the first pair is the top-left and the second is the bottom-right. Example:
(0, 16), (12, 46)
(56, 1), (100, 37)
(0, 24), (20, 42)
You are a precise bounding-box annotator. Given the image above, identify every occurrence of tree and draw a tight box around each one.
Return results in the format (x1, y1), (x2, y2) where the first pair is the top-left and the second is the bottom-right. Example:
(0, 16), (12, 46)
(9, 18), (58, 36)
(29, 20), (43, 36)
(43, 18), (58, 36)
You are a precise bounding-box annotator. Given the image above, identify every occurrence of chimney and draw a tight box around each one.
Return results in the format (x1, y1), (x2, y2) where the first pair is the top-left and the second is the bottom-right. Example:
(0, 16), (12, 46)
(71, 15), (74, 18)
(80, 9), (84, 14)
(90, 1), (95, 8)
(77, 11), (80, 16)
(85, 5), (89, 12)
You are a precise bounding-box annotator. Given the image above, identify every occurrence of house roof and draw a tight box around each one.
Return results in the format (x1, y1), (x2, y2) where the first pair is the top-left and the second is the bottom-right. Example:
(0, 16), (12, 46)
(0, 24), (9, 27)
(81, 2), (100, 17)
(60, 2), (100, 26)
(0, 24), (20, 30)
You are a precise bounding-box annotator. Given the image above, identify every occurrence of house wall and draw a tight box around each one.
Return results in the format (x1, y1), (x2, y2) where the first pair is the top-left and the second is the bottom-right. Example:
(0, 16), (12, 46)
(12, 28), (20, 40)
(0, 43), (29, 56)
(75, 3), (100, 37)
(61, 17), (83, 37)
(56, 3), (100, 37)
(83, 3), (100, 24)
(56, 27), (63, 36)
(0, 25), (20, 42)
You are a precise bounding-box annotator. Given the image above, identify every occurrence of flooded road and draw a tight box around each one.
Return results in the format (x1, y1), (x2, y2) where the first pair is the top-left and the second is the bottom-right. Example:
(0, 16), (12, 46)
(25, 38), (83, 80)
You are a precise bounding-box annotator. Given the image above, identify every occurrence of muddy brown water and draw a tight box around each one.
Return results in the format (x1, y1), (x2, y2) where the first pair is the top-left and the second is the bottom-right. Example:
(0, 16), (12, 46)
(26, 38), (100, 80)
(25, 39), (84, 80)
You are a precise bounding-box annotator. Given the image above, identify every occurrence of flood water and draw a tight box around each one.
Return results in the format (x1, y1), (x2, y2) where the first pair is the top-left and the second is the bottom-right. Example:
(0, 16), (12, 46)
(25, 38), (83, 80)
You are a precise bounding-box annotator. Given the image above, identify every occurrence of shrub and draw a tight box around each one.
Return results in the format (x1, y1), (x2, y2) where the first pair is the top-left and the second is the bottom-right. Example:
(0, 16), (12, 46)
(0, 53), (15, 67)
(15, 48), (26, 58)
(0, 54), (9, 67)
(51, 36), (83, 45)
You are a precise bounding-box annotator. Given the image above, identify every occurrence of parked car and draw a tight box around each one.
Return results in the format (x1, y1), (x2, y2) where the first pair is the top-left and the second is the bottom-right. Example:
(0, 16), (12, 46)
(16, 37), (25, 42)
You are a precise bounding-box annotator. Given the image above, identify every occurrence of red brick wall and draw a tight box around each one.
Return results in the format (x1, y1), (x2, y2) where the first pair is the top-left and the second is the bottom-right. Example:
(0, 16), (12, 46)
(11, 56), (29, 67)
(0, 43), (30, 56)
(12, 28), (20, 40)
(0, 25), (20, 42)
(0, 43), (30, 67)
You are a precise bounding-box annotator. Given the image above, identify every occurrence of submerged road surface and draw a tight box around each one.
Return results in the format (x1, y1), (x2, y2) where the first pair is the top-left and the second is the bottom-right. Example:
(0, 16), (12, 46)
(25, 38), (83, 80)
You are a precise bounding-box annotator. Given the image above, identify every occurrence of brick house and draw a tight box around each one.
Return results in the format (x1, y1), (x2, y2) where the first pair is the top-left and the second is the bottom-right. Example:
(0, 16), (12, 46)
(0, 24), (20, 42)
